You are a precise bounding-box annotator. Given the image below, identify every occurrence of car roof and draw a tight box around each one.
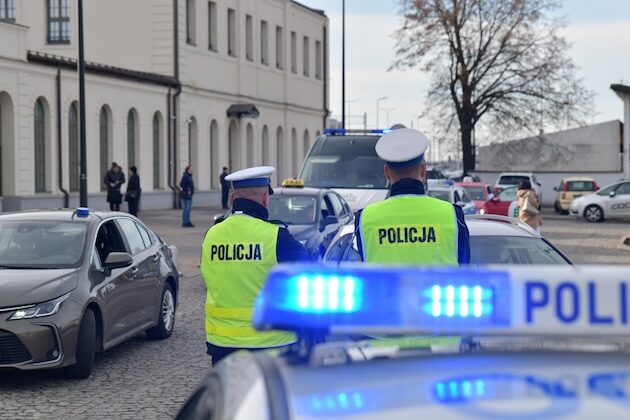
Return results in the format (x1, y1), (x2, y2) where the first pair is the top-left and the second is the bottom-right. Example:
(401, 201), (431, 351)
(0, 208), (122, 222)
(273, 187), (328, 196)
(498, 172), (534, 176)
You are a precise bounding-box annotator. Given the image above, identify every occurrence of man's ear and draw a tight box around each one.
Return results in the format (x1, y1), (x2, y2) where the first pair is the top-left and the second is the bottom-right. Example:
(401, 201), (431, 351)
(383, 165), (391, 182)
(420, 161), (426, 178)
(229, 191), (235, 204)
(262, 190), (270, 207)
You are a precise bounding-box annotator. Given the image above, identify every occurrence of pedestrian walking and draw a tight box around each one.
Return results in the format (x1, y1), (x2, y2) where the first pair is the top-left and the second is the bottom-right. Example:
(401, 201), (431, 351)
(104, 162), (125, 211)
(354, 128), (470, 265)
(200, 166), (307, 364)
(220, 167), (230, 209)
(518, 180), (542, 232)
(125, 166), (141, 217)
(180, 165), (195, 228)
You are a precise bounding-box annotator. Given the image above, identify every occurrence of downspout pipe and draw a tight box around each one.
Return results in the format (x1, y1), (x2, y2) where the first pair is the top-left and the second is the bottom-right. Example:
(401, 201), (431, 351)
(56, 65), (70, 208)
(171, 0), (182, 209)
(323, 24), (329, 129)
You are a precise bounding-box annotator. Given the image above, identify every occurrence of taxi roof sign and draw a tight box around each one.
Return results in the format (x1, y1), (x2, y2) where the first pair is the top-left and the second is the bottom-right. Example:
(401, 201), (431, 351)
(253, 265), (630, 337)
(282, 178), (305, 188)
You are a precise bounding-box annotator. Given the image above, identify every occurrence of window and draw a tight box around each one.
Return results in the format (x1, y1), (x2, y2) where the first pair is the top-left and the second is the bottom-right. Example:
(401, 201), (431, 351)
(186, 0), (196, 45)
(95, 221), (127, 264)
(324, 234), (353, 263)
(48, 0), (70, 43)
(117, 218), (146, 255)
(303, 36), (310, 77)
(616, 182), (630, 195)
(276, 26), (284, 69)
(153, 113), (162, 189)
(260, 20), (269, 65)
(68, 102), (79, 192)
(245, 14), (253, 61)
(127, 110), (136, 168)
(290, 31), (297, 73)
(208, 1), (217, 51)
(315, 40), (322, 80)
(99, 106), (109, 191)
(327, 193), (345, 217)
(0, 0), (15, 21)
(227, 8), (236, 56)
(34, 99), (46, 193)
(137, 223), (153, 248)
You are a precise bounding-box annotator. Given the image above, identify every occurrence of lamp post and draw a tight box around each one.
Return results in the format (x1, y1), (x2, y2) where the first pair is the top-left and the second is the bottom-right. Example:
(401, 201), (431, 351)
(78, 0), (88, 207)
(341, 0), (346, 129)
(376, 96), (388, 128)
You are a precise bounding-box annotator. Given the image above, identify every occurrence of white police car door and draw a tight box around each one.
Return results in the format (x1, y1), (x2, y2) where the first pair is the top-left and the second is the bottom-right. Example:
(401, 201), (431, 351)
(607, 182), (630, 217)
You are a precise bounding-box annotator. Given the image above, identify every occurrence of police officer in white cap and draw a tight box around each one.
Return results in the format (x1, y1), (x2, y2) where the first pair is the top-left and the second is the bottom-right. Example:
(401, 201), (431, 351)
(355, 129), (470, 265)
(200, 166), (307, 364)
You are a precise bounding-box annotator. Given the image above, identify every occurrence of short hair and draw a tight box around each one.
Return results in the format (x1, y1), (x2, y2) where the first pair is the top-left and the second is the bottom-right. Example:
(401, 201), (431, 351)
(233, 186), (268, 200)
(130, 166), (138, 174)
(386, 160), (424, 178)
(223, 166), (228, 171)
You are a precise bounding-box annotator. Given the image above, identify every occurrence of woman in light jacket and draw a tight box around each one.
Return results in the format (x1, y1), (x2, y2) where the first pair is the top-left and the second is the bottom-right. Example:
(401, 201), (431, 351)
(517, 180), (542, 232)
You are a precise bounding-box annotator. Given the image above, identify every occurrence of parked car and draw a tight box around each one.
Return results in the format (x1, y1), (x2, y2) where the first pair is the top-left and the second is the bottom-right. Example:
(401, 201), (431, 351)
(215, 181), (353, 260)
(569, 180), (630, 223)
(324, 214), (571, 265)
(494, 172), (542, 208)
(480, 186), (519, 217)
(427, 185), (477, 215)
(456, 182), (494, 211)
(554, 177), (598, 214)
(0, 209), (179, 379)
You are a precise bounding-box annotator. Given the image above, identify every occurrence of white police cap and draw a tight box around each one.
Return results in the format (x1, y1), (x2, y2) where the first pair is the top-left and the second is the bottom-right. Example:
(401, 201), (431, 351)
(225, 166), (275, 192)
(375, 128), (429, 168)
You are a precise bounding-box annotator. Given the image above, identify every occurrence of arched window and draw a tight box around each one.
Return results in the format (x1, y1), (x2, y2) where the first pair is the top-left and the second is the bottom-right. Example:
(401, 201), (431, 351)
(0, 91), (16, 197)
(303, 129), (310, 159)
(246, 123), (254, 167)
(153, 112), (163, 189)
(68, 102), (79, 192)
(34, 98), (47, 192)
(228, 120), (239, 171)
(291, 128), (298, 176)
(276, 126), (284, 181)
(210, 120), (219, 188)
(99, 106), (110, 191)
(127, 109), (137, 168)
(261, 125), (269, 166)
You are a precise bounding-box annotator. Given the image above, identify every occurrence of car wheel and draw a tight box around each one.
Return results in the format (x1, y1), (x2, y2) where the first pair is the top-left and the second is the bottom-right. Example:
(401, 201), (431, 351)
(65, 309), (96, 379)
(584, 205), (604, 223)
(146, 283), (175, 340)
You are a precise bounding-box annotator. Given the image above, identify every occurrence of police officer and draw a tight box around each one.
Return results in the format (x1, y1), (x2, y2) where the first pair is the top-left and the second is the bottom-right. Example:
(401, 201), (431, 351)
(200, 166), (307, 364)
(355, 129), (470, 265)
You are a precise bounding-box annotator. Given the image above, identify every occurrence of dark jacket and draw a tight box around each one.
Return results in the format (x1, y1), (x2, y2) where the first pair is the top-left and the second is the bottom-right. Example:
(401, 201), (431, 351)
(220, 172), (230, 190)
(104, 170), (126, 204)
(354, 178), (471, 264)
(126, 174), (141, 199)
(180, 171), (195, 199)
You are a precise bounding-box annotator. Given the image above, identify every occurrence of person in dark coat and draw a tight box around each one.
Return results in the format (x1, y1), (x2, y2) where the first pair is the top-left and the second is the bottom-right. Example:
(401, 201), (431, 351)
(125, 166), (141, 217)
(220, 167), (230, 210)
(104, 162), (126, 211)
(180, 165), (195, 227)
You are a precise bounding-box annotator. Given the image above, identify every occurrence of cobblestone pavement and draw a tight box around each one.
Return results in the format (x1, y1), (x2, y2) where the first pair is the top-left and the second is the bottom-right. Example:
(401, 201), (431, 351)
(1, 207), (630, 419)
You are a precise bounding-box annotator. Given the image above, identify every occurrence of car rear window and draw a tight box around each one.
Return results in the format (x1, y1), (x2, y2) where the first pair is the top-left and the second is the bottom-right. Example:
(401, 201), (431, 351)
(269, 195), (317, 225)
(567, 181), (595, 192)
(470, 236), (568, 265)
(462, 186), (486, 201)
(498, 175), (529, 185)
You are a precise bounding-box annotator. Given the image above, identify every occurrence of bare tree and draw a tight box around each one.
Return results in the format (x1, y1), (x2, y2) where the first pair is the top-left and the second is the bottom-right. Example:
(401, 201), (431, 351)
(392, 0), (593, 173)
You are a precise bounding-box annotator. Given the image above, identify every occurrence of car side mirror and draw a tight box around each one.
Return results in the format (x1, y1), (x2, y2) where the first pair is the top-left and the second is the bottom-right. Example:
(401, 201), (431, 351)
(213, 214), (226, 225)
(104, 252), (133, 271)
(320, 215), (339, 231)
(609, 191), (617, 198)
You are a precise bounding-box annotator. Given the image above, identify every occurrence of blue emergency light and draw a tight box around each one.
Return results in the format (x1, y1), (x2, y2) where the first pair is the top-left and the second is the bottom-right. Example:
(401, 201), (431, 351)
(75, 207), (90, 218)
(252, 265), (511, 334)
(323, 128), (392, 136)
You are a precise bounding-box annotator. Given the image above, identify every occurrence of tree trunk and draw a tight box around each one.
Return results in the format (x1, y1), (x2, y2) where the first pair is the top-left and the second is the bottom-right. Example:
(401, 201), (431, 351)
(461, 124), (474, 175)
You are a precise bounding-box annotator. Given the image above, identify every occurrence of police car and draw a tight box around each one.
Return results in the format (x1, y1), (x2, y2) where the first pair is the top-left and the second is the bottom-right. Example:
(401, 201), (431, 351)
(325, 215), (571, 265)
(215, 180), (353, 260)
(299, 129), (391, 211)
(177, 264), (630, 419)
(427, 185), (478, 216)
(569, 180), (630, 223)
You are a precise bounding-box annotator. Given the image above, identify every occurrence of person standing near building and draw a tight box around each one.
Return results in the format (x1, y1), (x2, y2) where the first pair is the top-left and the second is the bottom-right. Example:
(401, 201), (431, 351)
(200, 166), (307, 364)
(220, 167), (230, 210)
(180, 165), (195, 228)
(104, 162), (125, 212)
(354, 129), (470, 265)
(518, 180), (542, 232)
(125, 166), (141, 217)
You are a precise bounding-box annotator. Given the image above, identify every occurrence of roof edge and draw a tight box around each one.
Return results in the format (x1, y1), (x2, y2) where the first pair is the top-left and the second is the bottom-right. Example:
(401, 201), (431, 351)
(290, 0), (326, 17)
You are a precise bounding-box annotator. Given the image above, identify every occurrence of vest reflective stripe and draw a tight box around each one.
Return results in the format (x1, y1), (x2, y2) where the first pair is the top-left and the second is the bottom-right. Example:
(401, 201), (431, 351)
(360, 195), (459, 266)
(201, 215), (296, 348)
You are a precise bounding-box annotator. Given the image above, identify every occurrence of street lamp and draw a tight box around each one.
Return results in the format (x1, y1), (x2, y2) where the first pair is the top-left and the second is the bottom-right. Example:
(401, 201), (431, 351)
(341, 0), (346, 129)
(78, 0), (88, 207)
(376, 96), (388, 128)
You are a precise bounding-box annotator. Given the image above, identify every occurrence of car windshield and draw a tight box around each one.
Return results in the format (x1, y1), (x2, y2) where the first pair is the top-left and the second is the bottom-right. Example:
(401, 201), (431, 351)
(567, 181), (595, 191)
(268, 195), (317, 225)
(462, 186), (486, 200)
(0, 221), (88, 268)
(300, 136), (388, 189)
(498, 175), (529, 185)
(470, 236), (568, 264)
(427, 190), (450, 202)
(596, 183), (618, 196)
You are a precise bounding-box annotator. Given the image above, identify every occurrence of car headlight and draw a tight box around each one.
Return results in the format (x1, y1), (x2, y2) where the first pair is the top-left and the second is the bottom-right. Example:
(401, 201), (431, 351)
(9, 294), (70, 320)
(479, 209), (486, 215)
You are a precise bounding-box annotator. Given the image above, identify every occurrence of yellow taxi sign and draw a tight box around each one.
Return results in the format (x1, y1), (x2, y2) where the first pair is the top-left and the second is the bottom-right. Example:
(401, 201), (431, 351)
(282, 178), (305, 188)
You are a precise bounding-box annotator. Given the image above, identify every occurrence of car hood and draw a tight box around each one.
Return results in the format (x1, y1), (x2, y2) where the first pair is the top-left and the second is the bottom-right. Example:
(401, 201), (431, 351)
(333, 189), (388, 211)
(0, 269), (79, 307)
(287, 225), (317, 240)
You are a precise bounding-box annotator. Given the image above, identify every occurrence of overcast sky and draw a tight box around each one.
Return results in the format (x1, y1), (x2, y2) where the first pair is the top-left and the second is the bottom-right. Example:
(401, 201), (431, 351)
(301, 0), (630, 140)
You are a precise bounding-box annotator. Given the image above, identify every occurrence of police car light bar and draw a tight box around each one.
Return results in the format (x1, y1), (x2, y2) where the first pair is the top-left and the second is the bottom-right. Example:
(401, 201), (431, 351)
(253, 265), (630, 336)
(323, 128), (392, 136)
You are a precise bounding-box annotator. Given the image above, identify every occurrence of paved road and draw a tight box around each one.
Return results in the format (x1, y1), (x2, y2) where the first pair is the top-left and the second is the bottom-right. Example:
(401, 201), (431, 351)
(1, 206), (630, 419)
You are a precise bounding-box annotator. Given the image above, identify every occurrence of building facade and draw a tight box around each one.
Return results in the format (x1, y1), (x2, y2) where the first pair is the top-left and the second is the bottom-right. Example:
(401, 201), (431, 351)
(0, 0), (328, 211)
